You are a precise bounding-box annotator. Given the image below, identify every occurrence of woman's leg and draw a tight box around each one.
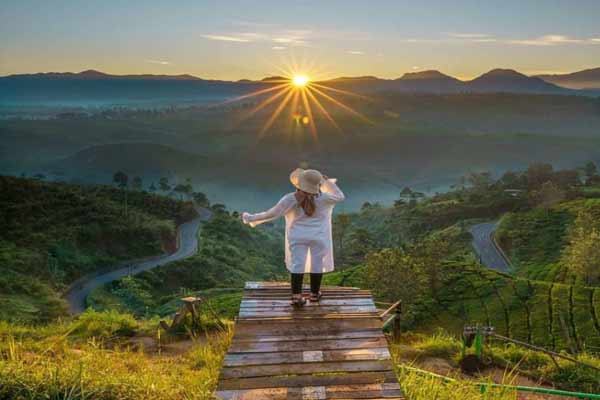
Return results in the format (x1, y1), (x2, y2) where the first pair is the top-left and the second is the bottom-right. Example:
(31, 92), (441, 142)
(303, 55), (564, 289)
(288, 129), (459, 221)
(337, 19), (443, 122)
(291, 273), (304, 295)
(310, 273), (322, 294)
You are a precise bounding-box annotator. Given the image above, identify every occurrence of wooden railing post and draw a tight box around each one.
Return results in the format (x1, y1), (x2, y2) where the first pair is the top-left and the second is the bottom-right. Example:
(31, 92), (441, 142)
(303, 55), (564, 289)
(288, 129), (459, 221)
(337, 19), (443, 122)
(393, 301), (402, 340)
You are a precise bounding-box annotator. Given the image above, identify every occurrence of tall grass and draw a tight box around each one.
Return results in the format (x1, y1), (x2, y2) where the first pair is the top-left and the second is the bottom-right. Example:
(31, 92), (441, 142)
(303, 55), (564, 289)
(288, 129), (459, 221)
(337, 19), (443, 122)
(398, 368), (518, 400)
(0, 312), (233, 400)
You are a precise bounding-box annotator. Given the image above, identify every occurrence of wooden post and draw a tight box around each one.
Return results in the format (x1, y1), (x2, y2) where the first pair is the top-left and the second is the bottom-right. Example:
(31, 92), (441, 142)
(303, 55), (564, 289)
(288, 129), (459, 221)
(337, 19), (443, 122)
(393, 301), (402, 340)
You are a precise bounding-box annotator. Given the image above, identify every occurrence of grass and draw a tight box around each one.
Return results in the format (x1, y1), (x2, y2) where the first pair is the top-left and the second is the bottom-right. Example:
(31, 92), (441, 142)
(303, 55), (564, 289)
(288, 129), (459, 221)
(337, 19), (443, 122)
(397, 368), (518, 400)
(392, 330), (600, 395)
(0, 310), (232, 400)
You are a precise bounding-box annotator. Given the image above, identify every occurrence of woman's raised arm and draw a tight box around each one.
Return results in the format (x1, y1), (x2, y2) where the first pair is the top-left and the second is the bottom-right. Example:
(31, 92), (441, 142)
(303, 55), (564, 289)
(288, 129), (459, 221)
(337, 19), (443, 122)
(242, 194), (295, 227)
(321, 178), (345, 203)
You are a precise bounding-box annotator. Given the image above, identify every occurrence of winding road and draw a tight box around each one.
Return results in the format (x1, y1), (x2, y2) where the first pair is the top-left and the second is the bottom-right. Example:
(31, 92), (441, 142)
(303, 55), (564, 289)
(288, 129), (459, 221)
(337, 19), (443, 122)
(468, 221), (511, 273)
(65, 207), (212, 314)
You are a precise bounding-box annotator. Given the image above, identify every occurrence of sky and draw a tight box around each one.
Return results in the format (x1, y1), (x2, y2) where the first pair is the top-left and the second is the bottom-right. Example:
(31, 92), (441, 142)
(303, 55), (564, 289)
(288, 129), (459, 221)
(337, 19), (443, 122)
(1, 0), (600, 80)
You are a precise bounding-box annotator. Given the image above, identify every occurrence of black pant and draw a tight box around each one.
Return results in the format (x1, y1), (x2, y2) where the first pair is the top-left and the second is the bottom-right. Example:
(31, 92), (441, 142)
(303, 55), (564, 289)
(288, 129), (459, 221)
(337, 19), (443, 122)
(291, 273), (322, 295)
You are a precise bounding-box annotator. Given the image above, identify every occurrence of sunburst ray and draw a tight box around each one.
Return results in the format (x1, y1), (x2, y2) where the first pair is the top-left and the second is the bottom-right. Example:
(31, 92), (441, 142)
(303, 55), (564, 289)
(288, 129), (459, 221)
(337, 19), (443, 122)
(304, 87), (342, 133)
(218, 83), (288, 106)
(259, 89), (296, 137)
(309, 85), (373, 125)
(239, 86), (291, 123)
(310, 82), (371, 100)
(300, 88), (318, 141)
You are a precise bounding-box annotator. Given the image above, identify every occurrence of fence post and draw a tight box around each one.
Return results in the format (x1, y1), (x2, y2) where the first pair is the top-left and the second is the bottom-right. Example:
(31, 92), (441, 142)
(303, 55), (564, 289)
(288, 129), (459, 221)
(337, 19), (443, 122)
(393, 302), (402, 340)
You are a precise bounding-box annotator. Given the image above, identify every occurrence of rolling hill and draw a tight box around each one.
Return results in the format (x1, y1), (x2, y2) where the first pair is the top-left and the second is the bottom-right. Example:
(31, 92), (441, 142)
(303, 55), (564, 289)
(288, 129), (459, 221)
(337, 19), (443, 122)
(537, 67), (600, 90)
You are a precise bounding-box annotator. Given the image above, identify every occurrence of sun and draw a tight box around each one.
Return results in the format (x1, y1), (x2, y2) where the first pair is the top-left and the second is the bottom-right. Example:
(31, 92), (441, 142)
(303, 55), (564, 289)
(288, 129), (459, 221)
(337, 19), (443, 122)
(218, 59), (373, 140)
(292, 75), (309, 87)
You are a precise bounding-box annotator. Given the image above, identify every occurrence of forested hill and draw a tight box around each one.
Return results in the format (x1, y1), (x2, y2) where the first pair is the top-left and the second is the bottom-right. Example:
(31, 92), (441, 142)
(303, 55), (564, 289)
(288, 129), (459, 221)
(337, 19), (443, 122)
(0, 175), (197, 322)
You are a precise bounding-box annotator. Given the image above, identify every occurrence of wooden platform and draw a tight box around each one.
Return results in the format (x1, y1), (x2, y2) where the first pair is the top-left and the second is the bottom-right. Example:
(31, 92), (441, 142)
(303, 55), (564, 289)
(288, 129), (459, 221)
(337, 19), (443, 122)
(214, 282), (404, 400)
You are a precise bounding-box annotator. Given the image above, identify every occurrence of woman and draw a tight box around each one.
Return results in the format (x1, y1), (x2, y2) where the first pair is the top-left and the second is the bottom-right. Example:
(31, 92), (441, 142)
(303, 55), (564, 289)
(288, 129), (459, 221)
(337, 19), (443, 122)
(242, 168), (345, 306)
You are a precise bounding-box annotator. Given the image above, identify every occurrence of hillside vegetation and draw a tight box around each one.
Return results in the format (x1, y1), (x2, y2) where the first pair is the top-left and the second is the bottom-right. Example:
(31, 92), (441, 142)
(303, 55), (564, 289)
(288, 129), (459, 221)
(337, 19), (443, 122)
(497, 198), (600, 283)
(0, 175), (196, 322)
(88, 208), (285, 317)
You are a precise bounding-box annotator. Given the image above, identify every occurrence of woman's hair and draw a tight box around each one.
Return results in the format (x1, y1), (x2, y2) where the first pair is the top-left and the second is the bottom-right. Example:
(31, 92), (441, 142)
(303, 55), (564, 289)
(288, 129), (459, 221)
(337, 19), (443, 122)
(295, 190), (317, 216)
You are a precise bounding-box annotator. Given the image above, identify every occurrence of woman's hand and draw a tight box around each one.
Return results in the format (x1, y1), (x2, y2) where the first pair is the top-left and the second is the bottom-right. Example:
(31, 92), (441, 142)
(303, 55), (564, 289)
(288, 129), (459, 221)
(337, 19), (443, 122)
(241, 212), (251, 225)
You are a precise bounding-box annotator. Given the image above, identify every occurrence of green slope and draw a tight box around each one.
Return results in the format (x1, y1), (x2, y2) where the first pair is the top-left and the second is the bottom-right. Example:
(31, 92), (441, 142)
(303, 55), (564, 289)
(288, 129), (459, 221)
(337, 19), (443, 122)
(496, 198), (600, 282)
(0, 175), (196, 322)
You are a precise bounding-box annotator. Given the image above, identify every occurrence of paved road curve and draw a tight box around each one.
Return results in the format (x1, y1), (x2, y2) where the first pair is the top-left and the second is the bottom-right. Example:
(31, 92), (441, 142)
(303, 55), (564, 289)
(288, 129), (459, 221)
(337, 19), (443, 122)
(65, 207), (212, 314)
(468, 221), (511, 273)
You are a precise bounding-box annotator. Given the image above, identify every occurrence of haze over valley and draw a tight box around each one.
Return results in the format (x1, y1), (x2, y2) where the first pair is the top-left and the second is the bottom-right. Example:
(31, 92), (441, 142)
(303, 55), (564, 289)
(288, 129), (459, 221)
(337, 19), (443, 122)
(2, 67), (600, 210)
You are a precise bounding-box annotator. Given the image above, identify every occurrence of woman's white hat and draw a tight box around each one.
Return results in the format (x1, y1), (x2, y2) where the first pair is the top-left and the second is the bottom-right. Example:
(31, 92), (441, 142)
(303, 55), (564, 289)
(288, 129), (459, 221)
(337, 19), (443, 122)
(290, 168), (323, 194)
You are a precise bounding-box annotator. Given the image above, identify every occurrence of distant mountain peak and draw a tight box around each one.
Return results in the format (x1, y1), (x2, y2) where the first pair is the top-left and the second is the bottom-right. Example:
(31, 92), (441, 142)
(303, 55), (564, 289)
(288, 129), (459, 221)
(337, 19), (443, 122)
(78, 69), (110, 77)
(399, 70), (456, 81)
(261, 76), (287, 82)
(479, 68), (526, 78)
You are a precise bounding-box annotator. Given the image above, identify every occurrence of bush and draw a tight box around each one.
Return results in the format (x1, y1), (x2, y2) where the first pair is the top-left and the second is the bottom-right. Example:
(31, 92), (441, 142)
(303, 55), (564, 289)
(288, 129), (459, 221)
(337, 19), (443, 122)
(70, 309), (138, 340)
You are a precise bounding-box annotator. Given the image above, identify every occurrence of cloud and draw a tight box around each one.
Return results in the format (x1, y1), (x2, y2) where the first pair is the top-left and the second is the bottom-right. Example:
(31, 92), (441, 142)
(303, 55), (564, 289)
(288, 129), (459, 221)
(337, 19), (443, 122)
(146, 59), (172, 65)
(448, 33), (491, 39)
(272, 46), (286, 51)
(201, 30), (310, 46)
(201, 34), (251, 43)
(347, 50), (365, 55)
(509, 34), (584, 46)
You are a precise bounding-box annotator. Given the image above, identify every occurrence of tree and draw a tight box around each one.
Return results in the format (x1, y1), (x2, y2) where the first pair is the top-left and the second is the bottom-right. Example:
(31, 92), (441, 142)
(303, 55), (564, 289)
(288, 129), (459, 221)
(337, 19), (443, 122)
(561, 210), (600, 285)
(583, 161), (598, 184)
(193, 191), (209, 207)
(173, 184), (187, 200)
(467, 171), (493, 190)
(499, 170), (520, 188)
(159, 177), (171, 193)
(149, 182), (157, 193)
(527, 163), (554, 190)
(346, 228), (374, 265)
(410, 237), (451, 299)
(562, 228), (600, 285)
(131, 176), (143, 191)
(400, 187), (413, 200)
(182, 178), (194, 199)
(333, 214), (352, 263)
(366, 248), (427, 308)
(113, 171), (129, 216)
(528, 181), (565, 210)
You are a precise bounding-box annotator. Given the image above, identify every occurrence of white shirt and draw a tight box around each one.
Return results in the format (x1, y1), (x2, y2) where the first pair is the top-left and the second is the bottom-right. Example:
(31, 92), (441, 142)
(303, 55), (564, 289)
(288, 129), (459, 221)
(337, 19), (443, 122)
(242, 179), (345, 273)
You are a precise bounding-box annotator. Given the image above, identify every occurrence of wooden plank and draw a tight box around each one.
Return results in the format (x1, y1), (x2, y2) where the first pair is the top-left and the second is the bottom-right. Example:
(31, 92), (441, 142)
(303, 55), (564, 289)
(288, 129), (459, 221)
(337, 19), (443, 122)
(245, 282), (360, 290)
(224, 348), (391, 366)
(229, 337), (389, 353)
(232, 330), (384, 343)
(216, 383), (402, 400)
(241, 299), (375, 307)
(239, 306), (378, 318)
(235, 317), (385, 336)
(217, 370), (399, 390)
(238, 314), (381, 321)
(221, 359), (394, 379)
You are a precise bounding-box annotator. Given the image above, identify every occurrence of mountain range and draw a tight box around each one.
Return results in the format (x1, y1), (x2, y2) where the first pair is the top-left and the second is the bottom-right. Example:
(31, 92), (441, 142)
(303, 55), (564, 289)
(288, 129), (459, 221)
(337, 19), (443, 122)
(1, 67), (599, 107)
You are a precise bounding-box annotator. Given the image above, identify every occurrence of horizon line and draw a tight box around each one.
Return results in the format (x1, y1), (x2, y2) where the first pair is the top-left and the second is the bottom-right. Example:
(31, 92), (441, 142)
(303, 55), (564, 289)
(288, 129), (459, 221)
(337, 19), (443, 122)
(2, 66), (599, 83)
